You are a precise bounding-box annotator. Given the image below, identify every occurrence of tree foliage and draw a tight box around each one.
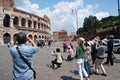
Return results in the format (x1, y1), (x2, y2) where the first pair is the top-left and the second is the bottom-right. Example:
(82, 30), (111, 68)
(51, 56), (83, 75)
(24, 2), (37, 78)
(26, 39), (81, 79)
(77, 15), (119, 35)
(83, 16), (100, 32)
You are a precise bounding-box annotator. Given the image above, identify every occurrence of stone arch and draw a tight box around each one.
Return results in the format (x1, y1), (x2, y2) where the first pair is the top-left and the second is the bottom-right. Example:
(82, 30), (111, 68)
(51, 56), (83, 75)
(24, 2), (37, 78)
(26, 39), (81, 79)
(42, 36), (44, 39)
(21, 18), (26, 27)
(3, 33), (11, 44)
(38, 23), (40, 29)
(13, 16), (19, 26)
(34, 21), (37, 29)
(13, 33), (17, 44)
(3, 14), (10, 27)
(39, 35), (41, 39)
(28, 34), (32, 39)
(34, 35), (37, 41)
(41, 23), (44, 29)
(45, 36), (46, 39)
(28, 20), (32, 28)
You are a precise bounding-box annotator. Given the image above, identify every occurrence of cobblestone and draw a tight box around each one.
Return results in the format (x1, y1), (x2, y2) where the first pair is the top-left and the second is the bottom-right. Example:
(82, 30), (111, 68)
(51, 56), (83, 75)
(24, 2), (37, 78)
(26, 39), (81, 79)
(0, 42), (120, 80)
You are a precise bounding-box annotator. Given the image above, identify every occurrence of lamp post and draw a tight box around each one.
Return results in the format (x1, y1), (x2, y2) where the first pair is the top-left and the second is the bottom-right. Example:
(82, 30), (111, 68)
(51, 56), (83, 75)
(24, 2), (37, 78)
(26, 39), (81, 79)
(72, 9), (79, 39)
(72, 9), (79, 32)
(118, 0), (120, 27)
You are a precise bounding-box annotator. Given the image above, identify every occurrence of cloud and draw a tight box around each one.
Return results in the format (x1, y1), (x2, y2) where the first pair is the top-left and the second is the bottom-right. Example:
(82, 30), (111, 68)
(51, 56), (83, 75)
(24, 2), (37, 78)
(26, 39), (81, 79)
(94, 12), (109, 20)
(14, 0), (109, 35)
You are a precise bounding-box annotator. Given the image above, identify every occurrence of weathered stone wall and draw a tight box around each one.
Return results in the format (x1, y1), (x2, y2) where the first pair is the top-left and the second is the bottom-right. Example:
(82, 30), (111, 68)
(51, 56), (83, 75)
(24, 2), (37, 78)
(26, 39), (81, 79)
(0, 0), (51, 45)
(81, 26), (120, 40)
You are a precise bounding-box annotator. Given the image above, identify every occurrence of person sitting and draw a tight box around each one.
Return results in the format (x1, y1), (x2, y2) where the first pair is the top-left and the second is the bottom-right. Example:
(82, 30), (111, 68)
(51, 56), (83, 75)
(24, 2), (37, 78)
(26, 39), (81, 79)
(67, 46), (75, 61)
(51, 48), (63, 69)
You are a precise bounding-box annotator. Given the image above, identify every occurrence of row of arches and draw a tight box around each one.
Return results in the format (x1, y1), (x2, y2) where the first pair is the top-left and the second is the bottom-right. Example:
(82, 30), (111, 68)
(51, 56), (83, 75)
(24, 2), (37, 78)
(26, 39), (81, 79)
(3, 14), (49, 30)
(3, 33), (47, 44)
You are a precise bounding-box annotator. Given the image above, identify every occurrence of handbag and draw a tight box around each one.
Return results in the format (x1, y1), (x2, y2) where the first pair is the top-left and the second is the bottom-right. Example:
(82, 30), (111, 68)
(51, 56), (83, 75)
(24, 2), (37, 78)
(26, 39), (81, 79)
(16, 46), (36, 79)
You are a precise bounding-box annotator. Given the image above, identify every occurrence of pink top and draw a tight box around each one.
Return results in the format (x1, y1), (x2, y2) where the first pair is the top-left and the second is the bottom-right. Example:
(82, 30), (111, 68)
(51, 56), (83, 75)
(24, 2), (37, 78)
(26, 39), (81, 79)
(67, 48), (74, 56)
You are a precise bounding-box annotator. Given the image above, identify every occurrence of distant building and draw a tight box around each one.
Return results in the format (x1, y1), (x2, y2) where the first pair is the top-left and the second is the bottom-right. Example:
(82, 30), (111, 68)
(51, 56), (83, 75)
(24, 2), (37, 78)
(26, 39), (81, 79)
(70, 32), (76, 38)
(53, 31), (59, 40)
(0, 0), (51, 45)
(66, 32), (76, 42)
(58, 30), (67, 40)
(53, 30), (67, 41)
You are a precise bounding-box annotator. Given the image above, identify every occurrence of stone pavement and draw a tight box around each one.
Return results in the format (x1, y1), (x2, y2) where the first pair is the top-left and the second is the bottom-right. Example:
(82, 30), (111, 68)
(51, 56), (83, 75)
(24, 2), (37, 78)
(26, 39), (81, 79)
(0, 42), (120, 80)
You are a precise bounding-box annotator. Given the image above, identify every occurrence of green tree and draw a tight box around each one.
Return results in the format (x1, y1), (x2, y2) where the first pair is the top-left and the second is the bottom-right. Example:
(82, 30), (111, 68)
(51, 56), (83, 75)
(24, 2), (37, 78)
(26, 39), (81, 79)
(76, 15), (119, 35)
(100, 16), (119, 29)
(83, 15), (100, 32)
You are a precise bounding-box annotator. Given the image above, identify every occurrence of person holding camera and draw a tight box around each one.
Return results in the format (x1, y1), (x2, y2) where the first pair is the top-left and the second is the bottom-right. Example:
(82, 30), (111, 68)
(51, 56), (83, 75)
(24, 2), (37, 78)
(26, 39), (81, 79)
(10, 32), (38, 80)
(75, 37), (89, 80)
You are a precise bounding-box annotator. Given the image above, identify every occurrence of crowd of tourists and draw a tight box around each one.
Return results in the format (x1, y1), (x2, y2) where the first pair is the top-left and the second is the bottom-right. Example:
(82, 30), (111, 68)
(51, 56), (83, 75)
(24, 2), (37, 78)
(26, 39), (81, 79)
(9, 31), (115, 80)
(55, 35), (114, 80)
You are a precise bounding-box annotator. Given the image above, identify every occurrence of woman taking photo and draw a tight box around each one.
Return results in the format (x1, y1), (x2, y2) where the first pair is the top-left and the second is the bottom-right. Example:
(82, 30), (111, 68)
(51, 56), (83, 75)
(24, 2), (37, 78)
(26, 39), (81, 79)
(75, 37), (89, 80)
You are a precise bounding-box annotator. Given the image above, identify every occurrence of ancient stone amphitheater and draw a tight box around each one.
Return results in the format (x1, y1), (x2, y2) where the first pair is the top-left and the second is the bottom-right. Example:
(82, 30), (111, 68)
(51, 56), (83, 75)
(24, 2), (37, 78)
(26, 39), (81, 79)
(0, 0), (51, 45)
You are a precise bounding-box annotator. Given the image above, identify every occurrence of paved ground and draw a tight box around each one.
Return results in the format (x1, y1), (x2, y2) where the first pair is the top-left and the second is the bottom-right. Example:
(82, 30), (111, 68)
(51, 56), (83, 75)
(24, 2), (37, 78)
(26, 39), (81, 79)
(0, 42), (120, 80)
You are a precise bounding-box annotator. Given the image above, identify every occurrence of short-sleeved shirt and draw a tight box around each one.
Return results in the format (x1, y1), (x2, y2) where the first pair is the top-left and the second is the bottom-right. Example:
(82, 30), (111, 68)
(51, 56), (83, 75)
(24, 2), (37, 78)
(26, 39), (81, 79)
(10, 44), (38, 80)
(75, 45), (84, 59)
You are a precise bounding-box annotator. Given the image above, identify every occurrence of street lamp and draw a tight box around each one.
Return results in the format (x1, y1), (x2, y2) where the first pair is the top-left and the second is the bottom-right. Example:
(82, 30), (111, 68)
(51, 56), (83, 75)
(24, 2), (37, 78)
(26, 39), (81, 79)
(118, 0), (120, 27)
(72, 9), (79, 31)
(72, 9), (79, 39)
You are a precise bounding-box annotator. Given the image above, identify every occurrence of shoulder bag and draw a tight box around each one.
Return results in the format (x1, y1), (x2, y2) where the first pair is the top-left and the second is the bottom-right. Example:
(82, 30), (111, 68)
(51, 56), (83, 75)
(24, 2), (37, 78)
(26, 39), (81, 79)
(16, 46), (36, 79)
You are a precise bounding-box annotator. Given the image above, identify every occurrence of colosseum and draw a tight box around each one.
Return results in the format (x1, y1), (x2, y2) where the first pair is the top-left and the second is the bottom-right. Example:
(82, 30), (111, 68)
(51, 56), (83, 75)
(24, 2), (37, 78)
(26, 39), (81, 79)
(0, 0), (51, 45)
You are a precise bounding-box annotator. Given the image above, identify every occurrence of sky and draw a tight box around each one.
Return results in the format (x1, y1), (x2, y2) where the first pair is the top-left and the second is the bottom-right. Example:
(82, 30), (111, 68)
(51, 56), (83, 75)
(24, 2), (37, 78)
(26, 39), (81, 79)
(14, 0), (118, 35)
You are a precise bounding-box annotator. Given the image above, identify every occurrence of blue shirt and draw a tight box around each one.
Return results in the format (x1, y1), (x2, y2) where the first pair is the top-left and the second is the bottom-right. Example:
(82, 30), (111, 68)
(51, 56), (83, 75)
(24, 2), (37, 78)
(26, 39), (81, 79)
(10, 44), (38, 80)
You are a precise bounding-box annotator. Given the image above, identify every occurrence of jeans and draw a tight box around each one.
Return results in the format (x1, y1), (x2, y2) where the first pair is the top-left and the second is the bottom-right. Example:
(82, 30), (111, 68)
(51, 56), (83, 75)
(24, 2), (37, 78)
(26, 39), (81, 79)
(84, 61), (92, 75)
(95, 58), (106, 74)
(76, 59), (88, 80)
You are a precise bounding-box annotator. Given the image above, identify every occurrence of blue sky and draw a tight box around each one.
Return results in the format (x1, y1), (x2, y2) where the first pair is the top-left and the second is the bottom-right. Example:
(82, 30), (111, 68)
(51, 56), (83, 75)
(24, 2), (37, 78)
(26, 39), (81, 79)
(84, 0), (118, 16)
(14, 0), (118, 35)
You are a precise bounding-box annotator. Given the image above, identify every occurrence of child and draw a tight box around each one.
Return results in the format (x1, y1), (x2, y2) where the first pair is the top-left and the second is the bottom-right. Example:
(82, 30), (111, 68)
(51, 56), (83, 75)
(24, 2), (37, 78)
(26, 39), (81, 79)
(51, 48), (63, 69)
(67, 46), (75, 61)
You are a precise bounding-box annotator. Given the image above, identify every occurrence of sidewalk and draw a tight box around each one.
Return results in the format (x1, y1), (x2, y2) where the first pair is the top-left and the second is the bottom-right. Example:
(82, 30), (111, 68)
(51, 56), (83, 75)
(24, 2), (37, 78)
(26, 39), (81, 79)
(0, 42), (120, 80)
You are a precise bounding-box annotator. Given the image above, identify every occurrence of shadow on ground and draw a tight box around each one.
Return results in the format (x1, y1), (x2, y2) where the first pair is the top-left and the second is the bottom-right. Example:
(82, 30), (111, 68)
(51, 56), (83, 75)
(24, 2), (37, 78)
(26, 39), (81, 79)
(61, 76), (79, 80)
(114, 58), (120, 63)
(70, 70), (79, 75)
(46, 64), (53, 69)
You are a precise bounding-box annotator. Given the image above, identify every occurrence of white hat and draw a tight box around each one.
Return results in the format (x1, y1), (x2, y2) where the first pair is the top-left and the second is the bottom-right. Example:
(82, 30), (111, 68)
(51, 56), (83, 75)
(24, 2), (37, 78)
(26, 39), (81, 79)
(68, 46), (71, 49)
(78, 37), (85, 41)
(87, 41), (91, 46)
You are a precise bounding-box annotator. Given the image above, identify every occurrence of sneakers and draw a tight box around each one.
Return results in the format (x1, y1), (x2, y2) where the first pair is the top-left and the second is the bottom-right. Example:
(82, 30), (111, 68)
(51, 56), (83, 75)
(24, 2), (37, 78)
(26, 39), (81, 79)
(101, 73), (107, 76)
(103, 62), (108, 65)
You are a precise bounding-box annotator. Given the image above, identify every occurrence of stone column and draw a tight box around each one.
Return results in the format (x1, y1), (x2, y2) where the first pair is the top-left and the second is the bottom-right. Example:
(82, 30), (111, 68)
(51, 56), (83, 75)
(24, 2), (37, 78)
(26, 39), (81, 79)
(31, 20), (33, 28)
(26, 19), (28, 28)
(19, 18), (21, 27)
(40, 23), (41, 30)
(36, 22), (38, 29)
(0, 14), (3, 27)
(11, 36), (14, 45)
(0, 34), (2, 44)
(10, 17), (14, 28)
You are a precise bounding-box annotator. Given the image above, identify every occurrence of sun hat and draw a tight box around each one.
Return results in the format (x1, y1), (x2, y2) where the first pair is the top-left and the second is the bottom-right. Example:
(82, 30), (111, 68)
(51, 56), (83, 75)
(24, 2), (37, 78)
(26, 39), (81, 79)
(78, 37), (85, 41)
(68, 46), (71, 49)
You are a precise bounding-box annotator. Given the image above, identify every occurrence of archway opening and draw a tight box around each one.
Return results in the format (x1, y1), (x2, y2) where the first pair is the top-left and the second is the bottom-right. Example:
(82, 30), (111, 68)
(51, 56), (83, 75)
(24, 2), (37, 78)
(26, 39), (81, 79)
(3, 33), (11, 44)
(34, 35), (37, 41)
(3, 14), (10, 27)
(28, 35), (32, 39)
(13, 16), (19, 26)
(21, 18), (26, 27)
(28, 20), (32, 28)
(13, 34), (17, 44)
